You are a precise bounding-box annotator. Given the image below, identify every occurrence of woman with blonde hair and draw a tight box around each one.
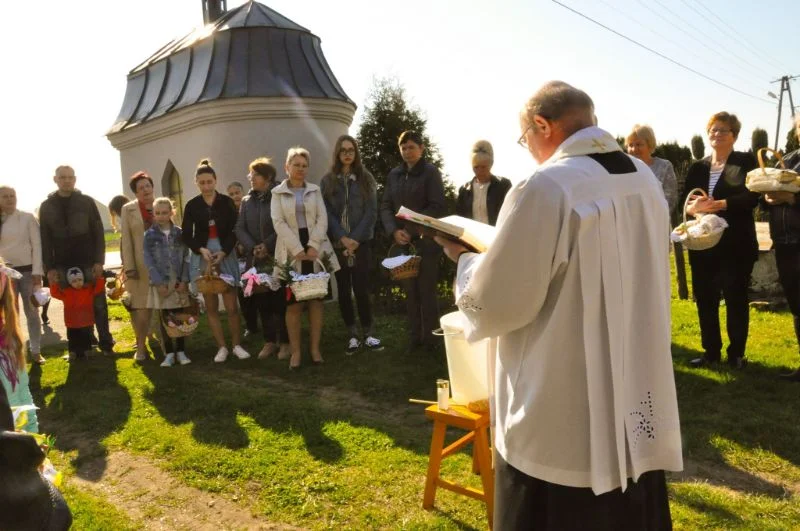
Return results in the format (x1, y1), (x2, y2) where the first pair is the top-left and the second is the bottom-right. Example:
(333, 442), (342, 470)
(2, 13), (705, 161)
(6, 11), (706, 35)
(455, 140), (512, 226)
(626, 124), (679, 213)
(0, 263), (38, 433)
(272, 147), (340, 369)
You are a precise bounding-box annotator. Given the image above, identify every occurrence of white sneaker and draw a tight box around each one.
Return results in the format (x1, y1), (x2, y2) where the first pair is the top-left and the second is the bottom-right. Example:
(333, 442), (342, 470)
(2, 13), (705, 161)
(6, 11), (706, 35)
(232, 345), (251, 360)
(214, 347), (229, 363)
(346, 337), (361, 356)
(160, 353), (175, 367)
(134, 351), (147, 362)
(176, 351), (192, 365)
(365, 336), (384, 351)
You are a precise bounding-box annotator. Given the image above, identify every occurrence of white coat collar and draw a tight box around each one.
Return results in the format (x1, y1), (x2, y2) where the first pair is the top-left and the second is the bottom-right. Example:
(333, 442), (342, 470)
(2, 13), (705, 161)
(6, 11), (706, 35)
(547, 126), (622, 164)
(272, 179), (320, 196)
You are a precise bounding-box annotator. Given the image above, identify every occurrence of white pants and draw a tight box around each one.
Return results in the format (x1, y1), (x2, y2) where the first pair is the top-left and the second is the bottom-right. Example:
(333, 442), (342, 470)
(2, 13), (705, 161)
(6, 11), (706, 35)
(13, 270), (42, 356)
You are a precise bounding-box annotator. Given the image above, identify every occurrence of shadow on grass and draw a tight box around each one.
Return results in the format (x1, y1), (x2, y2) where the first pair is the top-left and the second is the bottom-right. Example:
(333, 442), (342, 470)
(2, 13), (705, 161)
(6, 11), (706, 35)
(669, 486), (742, 527)
(140, 362), (251, 450)
(29, 354), (132, 481)
(671, 342), (800, 498)
(133, 306), (452, 454)
(140, 359), (346, 462)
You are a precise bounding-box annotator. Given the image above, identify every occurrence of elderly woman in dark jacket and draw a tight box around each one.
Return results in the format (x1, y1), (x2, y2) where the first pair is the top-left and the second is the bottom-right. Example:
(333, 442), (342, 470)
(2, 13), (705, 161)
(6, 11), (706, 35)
(765, 116), (800, 380)
(380, 130), (447, 351)
(685, 112), (758, 370)
(455, 140), (512, 226)
(321, 135), (382, 355)
(234, 157), (289, 361)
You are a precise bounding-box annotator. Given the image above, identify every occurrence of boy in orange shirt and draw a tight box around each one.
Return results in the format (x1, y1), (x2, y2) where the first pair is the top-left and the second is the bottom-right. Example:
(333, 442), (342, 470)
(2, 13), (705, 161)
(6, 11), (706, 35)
(50, 267), (105, 361)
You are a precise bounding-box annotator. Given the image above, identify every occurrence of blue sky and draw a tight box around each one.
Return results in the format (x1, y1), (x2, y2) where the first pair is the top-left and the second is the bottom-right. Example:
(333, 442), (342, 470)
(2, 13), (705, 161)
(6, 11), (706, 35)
(2, 0), (797, 212)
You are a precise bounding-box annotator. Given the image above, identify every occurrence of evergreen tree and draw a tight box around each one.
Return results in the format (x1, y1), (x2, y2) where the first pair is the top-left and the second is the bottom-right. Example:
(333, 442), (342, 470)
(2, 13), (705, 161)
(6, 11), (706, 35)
(356, 77), (457, 305)
(690, 135), (705, 160)
(751, 127), (769, 154)
(653, 141), (692, 170)
(357, 77), (444, 200)
(786, 126), (799, 154)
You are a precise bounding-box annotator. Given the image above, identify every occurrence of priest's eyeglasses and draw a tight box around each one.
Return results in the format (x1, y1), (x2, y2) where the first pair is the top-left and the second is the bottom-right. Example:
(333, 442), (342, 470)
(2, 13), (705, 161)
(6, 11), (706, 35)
(518, 124), (534, 148)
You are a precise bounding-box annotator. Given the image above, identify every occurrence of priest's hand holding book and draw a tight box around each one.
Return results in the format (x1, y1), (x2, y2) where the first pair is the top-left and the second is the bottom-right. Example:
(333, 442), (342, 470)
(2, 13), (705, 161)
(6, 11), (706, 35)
(435, 236), (469, 263)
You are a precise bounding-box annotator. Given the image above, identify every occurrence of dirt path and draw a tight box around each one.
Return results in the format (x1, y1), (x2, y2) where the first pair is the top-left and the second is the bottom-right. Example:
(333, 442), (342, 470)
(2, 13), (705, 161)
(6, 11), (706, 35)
(71, 451), (302, 531)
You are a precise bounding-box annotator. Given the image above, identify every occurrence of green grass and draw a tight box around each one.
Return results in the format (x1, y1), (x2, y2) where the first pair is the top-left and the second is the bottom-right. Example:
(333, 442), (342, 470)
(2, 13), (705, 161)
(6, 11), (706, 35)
(104, 231), (121, 252)
(58, 484), (139, 531)
(27, 255), (800, 529)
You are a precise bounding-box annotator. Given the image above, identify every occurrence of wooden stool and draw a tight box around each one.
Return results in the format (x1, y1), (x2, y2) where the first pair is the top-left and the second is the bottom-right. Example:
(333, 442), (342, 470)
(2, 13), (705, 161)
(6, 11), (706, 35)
(423, 404), (493, 528)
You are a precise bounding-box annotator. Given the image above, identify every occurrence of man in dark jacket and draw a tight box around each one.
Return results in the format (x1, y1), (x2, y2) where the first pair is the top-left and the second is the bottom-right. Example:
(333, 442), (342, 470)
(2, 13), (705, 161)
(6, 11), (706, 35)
(380, 131), (447, 350)
(39, 165), (113, 355)
(455, 139), (513, 226)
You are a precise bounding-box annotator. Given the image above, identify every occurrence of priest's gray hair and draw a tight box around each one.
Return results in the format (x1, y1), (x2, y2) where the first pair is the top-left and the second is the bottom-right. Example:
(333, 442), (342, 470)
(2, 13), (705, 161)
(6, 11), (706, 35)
(524, 81), (595, 137)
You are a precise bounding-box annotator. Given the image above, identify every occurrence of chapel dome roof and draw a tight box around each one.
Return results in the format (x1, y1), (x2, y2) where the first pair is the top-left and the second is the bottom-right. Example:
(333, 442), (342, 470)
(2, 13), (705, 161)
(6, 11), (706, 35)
(109, 1), (352, 133)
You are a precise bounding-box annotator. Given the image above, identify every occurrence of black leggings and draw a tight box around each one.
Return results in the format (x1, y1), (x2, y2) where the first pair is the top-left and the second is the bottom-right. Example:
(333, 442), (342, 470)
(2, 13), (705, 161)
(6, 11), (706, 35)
(250, 289), (288, 343)
(334, 244), (373, 336)
(159, 310), (186, 353)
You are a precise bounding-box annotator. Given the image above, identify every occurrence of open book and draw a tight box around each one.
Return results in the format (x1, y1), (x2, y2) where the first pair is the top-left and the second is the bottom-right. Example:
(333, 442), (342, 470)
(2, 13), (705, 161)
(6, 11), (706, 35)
(395, 207), (497, 253)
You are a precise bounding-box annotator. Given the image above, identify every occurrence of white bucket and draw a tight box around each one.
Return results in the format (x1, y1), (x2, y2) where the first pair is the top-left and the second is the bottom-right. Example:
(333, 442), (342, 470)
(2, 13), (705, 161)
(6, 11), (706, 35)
(437, 311), (490, 405)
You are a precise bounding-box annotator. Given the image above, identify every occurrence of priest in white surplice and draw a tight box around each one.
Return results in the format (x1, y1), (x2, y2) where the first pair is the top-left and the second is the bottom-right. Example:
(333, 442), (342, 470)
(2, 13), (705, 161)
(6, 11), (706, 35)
(436, 81), (683, 530)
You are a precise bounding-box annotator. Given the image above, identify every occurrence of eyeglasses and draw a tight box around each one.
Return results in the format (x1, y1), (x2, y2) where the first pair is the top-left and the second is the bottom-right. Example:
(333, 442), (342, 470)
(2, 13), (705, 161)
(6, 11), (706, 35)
(709, 128), (732, 136)
(518, 124), (534, 148)
(339, 148), (356, 155)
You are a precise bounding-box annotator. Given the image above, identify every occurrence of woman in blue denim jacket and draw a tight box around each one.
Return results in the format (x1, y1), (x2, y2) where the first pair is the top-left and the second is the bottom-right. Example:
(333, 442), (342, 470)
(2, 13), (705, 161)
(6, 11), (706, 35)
(143, 197), (192, 367)
(320, 135), (383, 355)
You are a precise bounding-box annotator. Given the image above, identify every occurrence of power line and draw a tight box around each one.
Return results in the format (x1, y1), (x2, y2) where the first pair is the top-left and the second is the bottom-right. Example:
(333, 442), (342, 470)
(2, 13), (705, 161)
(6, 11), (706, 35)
(691, 0), (793, 73)
(647, 0), (774, 79)
(550, 0), (773, 104)
(595, 0), (767, 94)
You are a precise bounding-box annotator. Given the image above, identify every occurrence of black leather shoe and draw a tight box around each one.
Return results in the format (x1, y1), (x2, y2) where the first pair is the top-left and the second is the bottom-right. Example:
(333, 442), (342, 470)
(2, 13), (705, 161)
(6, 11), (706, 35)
(779, 369), (800, 381)
(689, 357), (717, 368)
(728, 357), (748, 370)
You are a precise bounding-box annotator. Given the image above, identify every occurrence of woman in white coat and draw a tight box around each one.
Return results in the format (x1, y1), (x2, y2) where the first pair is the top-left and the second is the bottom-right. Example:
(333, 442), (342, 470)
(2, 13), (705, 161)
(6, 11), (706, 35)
(271, 147), (340, 370)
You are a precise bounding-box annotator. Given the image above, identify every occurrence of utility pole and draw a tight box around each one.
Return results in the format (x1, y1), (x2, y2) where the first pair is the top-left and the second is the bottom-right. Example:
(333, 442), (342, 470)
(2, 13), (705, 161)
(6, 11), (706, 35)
(769, 75), (798, 152)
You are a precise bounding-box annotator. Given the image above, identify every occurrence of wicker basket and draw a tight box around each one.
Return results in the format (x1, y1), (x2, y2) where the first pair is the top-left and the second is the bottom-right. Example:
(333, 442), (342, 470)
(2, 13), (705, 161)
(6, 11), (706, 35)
(196, 263), (229, 295)
(161, 301), (200, 338)
(289, 259), (330, 302)
(675, 188), (725, 251)
(745, 147), (800, 193)
(387, 244), (422, 281)
(106, 273), (126, 301)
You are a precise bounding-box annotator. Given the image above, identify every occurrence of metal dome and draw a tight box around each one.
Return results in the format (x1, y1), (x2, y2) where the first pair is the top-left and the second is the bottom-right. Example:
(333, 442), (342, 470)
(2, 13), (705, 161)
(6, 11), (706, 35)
(109, 1), (353, 133)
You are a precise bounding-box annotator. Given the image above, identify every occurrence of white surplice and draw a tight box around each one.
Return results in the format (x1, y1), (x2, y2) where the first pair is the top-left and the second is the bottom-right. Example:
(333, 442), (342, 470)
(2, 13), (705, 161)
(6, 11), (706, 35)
(455, 126), (683, 495)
